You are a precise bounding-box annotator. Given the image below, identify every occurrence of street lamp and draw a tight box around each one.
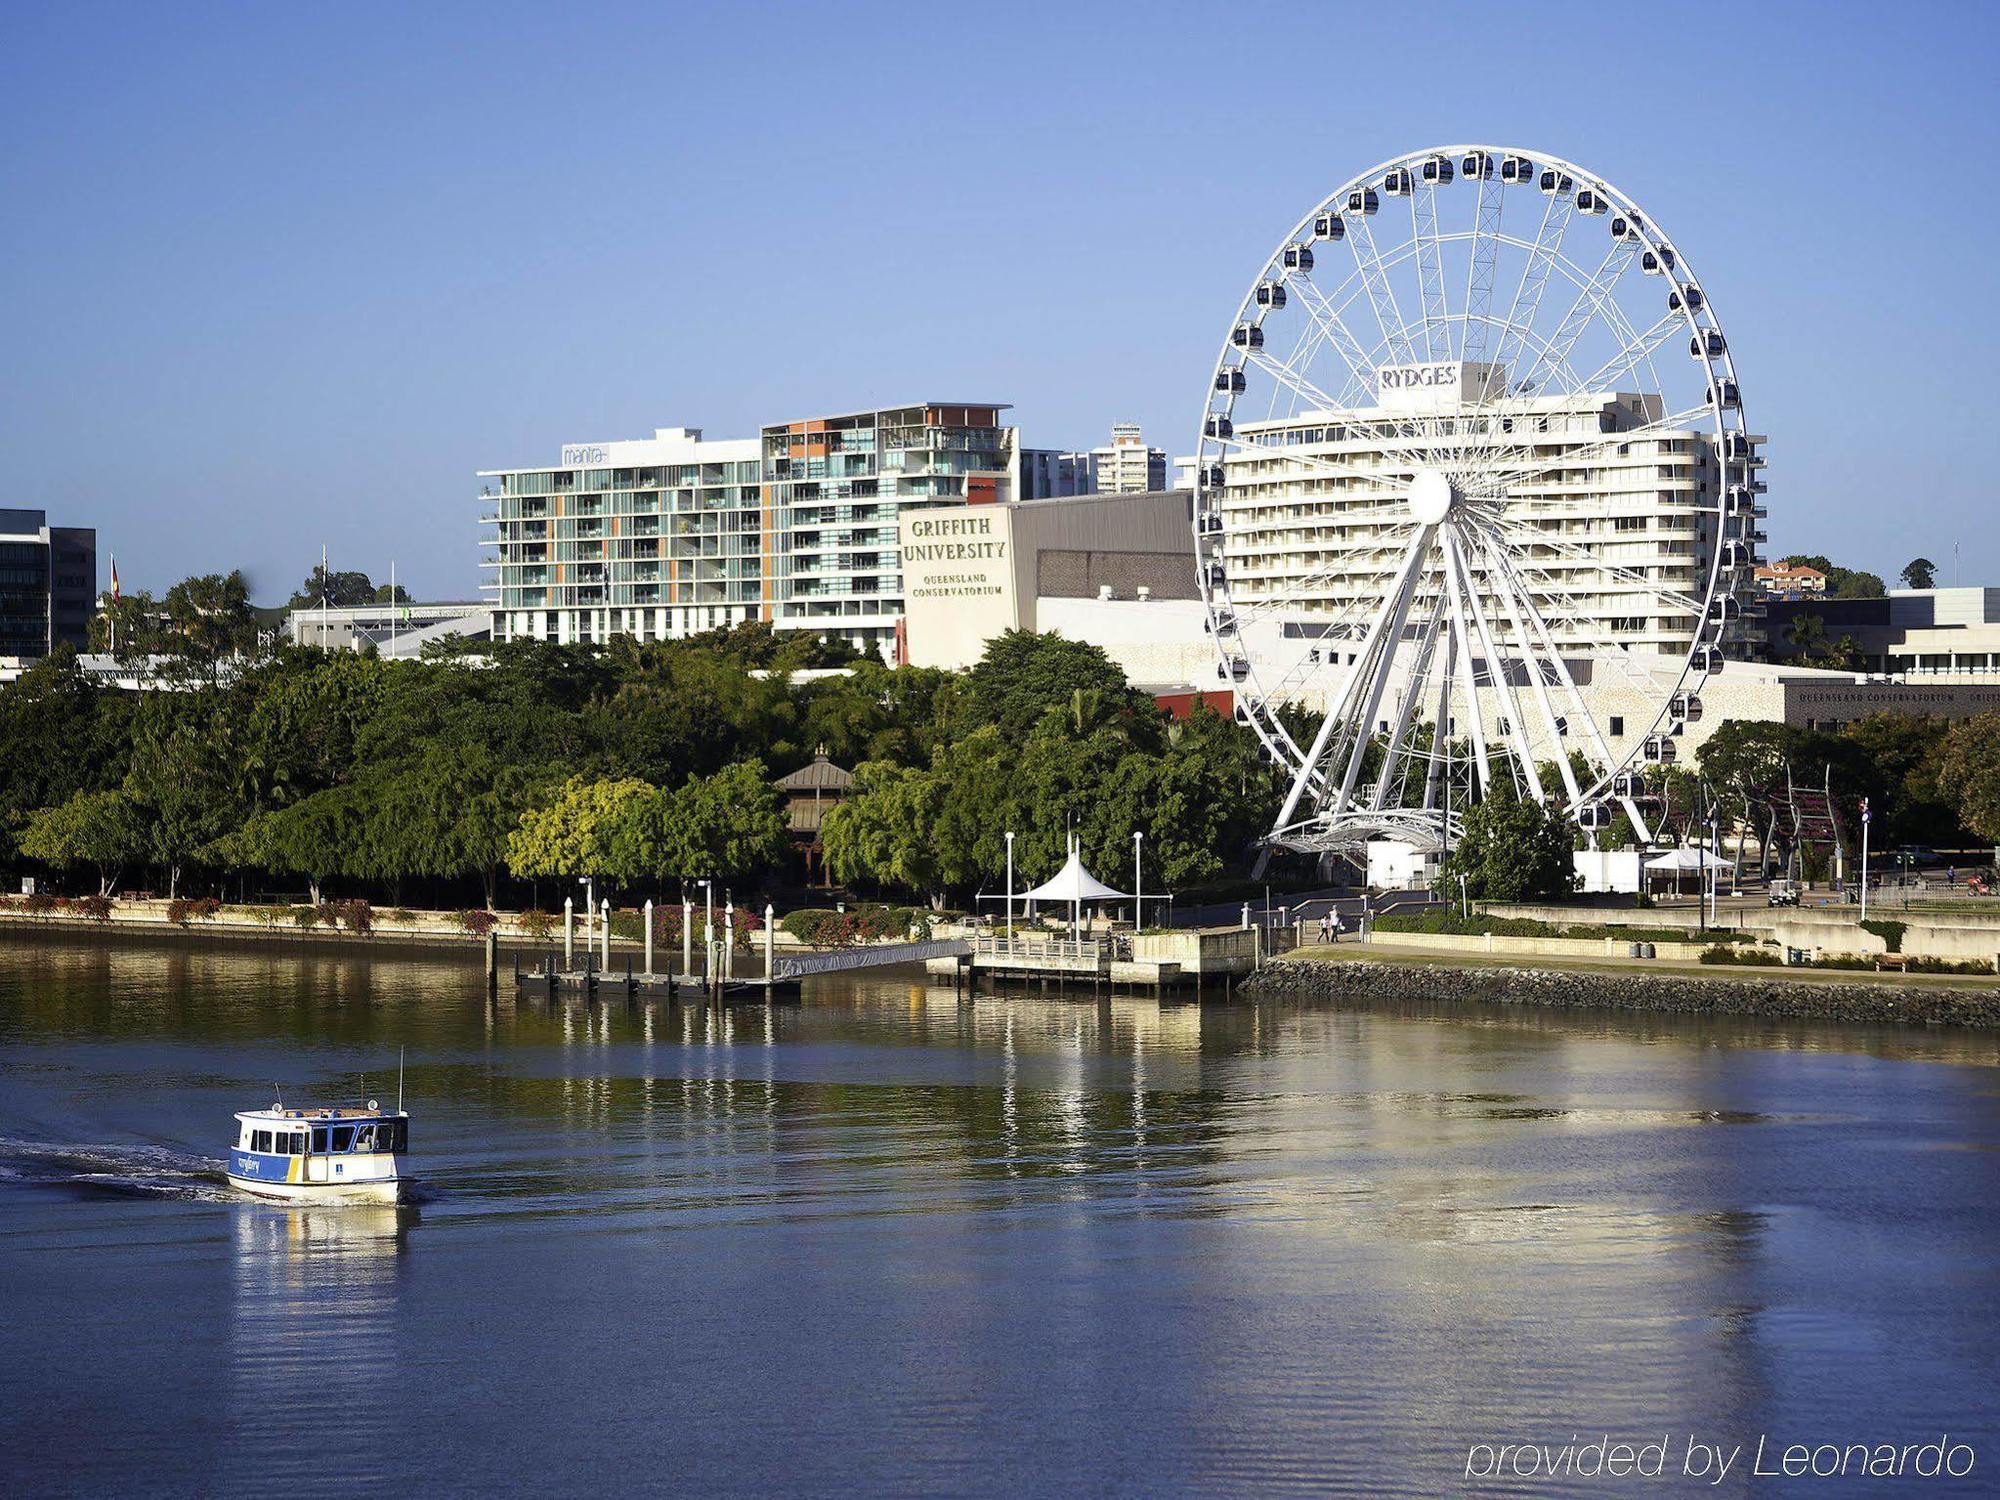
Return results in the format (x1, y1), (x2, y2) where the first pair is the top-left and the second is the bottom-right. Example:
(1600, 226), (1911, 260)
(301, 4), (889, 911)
(1133, 831), (1144, 936)
(1004, 831), (1015, 945)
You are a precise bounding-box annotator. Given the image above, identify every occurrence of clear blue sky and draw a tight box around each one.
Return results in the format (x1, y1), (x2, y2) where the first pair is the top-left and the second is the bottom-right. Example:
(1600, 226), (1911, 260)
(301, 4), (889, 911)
(3, 0), (1995, 601)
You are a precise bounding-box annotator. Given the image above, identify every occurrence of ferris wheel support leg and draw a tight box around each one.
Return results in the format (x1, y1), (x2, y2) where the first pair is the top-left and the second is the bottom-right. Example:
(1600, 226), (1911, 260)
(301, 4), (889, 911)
(1421, 626), (1457, 814)
(1266, 527), (1432, 839)
(1327, 525), (1437, 819)
(1441, 538), (1494, 798)
(1451, 529), (1543, 801)
(1370, 589), (1446, 812)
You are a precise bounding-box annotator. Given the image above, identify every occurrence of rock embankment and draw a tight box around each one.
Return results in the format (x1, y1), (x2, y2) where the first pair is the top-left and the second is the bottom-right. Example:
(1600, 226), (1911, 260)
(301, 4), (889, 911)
(1245, 959), (2000, 1028)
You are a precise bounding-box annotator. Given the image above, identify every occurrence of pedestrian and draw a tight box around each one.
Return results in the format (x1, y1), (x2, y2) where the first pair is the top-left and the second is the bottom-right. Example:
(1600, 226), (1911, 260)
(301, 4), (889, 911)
(1331, 910), (1346, 943)
(1948, 866), (1957, 888)
(1317, 913), (1331, 945)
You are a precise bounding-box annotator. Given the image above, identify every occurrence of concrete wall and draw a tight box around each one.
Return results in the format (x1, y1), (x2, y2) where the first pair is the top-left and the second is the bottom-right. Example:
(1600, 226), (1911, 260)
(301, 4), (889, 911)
(1365, 929), (1718, 962)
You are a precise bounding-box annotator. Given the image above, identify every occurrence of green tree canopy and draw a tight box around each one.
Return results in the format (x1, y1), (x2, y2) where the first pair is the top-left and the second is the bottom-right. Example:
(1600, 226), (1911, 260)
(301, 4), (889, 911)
(1899, 557), (1937, 591)
(18, 789), (146, 895)
(1935, 712), (2000, 845)
(506, 776), (653, 882)
(1439, 787), (1578, 902)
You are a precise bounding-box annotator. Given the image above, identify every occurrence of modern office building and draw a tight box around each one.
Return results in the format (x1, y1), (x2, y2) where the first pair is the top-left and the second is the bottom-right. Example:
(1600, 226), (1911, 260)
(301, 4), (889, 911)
(0, 508), (95, 657)
(760, 403), (1016, 656)
(1764, 587), (2000, 677)
(1215, 364), (1766, 657)
(481, 427), (767, 645)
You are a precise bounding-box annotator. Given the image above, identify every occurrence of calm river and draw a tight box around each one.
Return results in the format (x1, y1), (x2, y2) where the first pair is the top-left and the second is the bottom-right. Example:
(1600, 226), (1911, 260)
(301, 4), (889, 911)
(3, 936), (1998, 1497)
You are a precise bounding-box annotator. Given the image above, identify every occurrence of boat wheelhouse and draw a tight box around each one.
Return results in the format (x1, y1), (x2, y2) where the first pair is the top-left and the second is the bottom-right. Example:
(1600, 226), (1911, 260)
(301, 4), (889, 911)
(227, 1103), (411, 1204)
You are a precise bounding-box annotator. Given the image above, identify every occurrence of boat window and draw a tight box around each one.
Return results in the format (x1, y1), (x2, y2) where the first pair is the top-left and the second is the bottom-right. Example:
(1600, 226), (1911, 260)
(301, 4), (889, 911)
(352, 1124), (376, 1152)
(312, 1128), (329, 1153)
(331, 1127), (355, 1153)
(381, 1121), (406, 1153)
(286, 1133), (303, 1155)
(253, 1130), (271, 1153)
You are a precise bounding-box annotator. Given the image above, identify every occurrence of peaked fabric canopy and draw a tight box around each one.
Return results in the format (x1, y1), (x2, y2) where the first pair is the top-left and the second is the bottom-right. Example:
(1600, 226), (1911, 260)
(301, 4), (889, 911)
(1644, 847), (1730, 872)
(1017, 849), (1130, 903)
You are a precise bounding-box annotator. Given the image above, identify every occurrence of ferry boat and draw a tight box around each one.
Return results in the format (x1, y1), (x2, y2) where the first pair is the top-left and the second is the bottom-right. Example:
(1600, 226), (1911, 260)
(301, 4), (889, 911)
(226, 1101), (411, 1204)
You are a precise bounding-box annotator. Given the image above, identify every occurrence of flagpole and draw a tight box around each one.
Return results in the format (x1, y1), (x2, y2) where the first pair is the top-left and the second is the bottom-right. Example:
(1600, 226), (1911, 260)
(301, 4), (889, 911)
(390, 559), (397, 658)
(321, 543), (329, 651)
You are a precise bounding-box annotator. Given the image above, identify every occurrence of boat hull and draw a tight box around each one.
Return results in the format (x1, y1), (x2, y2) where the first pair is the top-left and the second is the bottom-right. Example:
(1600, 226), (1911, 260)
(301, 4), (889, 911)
(227, 1172), (408, 1205)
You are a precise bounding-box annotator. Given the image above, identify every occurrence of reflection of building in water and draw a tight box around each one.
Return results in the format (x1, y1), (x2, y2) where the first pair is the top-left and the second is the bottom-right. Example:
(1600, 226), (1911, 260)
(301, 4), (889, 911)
(221, 1207), (409, 1491)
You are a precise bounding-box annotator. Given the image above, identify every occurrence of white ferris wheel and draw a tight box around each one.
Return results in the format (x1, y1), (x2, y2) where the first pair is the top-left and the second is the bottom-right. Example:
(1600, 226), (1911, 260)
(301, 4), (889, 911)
(1193, 145), (1763, 858)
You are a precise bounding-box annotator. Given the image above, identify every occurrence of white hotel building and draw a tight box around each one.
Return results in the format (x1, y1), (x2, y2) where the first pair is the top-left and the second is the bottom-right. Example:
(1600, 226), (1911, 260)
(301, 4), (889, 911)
(1215, 361), (1765, 658)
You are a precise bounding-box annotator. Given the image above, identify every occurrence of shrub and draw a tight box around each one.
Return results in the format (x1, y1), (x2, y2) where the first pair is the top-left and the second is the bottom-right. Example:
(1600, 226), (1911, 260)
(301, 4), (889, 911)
(518, 908), (554, 942)
(782, 908), (858, 947)
(1907, 956), (1998, 975)
(291, 905), (322, 930)
(22, 892), (57, 916)
(72, 893), (113, 922)
(1700, 944), (1783, 966)
(166, 897), (195, 927)
(1813, 953), (1877, 971)
(1859, 918), (1907, 953)
(333, 899), (373, 935)
(458, 909), (497, 937)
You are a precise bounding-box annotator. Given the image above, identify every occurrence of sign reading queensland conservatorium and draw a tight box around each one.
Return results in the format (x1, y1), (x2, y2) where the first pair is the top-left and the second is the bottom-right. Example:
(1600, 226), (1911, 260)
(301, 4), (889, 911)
(897, 505), (1022, 667)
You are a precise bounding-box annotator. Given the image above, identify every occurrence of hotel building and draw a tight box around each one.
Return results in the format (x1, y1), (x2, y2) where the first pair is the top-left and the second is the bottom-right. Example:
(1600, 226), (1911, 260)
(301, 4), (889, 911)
(1216, 363), (1766, 657)
(0, 508), (95, 658)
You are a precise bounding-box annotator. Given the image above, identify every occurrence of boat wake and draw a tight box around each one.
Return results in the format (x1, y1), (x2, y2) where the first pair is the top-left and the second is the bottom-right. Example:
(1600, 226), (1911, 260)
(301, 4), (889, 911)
(0, 1137), (237, 1202)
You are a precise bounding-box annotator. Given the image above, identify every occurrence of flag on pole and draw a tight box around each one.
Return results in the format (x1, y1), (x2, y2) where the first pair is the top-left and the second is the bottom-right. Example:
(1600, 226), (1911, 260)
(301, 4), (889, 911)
(110, 556), (120, 602)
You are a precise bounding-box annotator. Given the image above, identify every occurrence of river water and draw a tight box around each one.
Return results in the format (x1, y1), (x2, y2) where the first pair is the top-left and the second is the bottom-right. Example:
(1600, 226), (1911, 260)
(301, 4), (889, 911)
(3, 937), (1998, 1497)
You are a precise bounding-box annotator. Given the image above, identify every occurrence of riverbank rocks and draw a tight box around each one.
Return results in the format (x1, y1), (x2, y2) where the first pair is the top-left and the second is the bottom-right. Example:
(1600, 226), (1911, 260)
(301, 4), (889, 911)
(1244, 959), (2000, 1029)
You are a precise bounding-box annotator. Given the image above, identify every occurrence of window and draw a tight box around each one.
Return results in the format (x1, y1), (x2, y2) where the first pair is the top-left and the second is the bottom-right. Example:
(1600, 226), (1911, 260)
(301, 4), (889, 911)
(352, 1124), (376, 1152)
(252, 1130), (271, 1153)
(312, 1127), (329, 1153)
(331, 1127), (355, 1153)
(1609, 716), (1625, 736)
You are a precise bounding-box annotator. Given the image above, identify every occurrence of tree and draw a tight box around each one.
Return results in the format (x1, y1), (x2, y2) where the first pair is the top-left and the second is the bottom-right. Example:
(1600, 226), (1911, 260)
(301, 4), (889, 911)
(608, 761), (790, 886)
(290, 567), (378, 609)
(0, 650), (129, 861)
(962, 630), (1160, 745)
(1900, 557), (1937, 591)
(372, 581), (411, 605)
(820, 762), (950, 907)
(124, 690), (247, 897)
(1438, 787), (1578, 902)
(1935, 712), (2000, 845)
(1841, 713), (1964, 847)
(18, 789), (146, 895)
(506, 776), (653, 882)
(218, 784), (367, 905)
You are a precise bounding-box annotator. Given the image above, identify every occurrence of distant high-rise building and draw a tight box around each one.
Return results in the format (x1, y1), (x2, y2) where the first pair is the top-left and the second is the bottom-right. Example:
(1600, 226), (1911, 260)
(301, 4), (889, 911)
(1019, 425), (1168, 499)
(0, 508), (95, 658)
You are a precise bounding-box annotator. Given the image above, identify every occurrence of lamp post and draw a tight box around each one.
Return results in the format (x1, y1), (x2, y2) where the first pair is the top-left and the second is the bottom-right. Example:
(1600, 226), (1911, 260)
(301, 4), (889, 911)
(1859, 797), (1871, 920)
(1133, 831), (1144, 936)
(1004, 831), (1015, 945)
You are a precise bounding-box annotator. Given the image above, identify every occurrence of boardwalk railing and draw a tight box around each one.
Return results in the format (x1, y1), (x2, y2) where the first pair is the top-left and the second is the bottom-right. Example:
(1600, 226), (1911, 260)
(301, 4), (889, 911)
(971, 935), (1106, 973)
(769, 938), (971, 983)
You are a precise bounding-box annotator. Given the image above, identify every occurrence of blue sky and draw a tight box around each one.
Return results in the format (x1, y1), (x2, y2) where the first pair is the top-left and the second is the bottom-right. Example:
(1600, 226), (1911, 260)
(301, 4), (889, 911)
(3, 0), (1996, 600)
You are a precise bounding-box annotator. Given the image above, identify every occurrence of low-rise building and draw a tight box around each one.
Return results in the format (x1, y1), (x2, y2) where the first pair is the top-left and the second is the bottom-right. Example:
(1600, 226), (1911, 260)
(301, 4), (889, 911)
(1764, 587), (2000, 677)
(1753, 560), (1827, 597)
(286, 600), (491, 656)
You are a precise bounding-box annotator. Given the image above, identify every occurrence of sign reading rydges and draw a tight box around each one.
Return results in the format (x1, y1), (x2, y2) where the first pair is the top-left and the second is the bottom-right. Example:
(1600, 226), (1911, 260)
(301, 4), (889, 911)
(896, 505), (1020, 668)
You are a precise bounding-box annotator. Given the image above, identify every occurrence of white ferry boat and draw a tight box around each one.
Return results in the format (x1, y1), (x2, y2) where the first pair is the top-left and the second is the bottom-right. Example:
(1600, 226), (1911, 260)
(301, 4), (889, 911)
(226, 1101), (411, 1204)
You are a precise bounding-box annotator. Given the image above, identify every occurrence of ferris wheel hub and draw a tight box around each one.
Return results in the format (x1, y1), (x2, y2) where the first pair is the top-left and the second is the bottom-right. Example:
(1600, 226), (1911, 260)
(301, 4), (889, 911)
(1407, 468), (1457, 525)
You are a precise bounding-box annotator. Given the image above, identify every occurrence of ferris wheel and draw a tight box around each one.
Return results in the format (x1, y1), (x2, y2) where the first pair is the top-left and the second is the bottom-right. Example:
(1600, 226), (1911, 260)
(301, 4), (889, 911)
(1193, 145), (1763, 857)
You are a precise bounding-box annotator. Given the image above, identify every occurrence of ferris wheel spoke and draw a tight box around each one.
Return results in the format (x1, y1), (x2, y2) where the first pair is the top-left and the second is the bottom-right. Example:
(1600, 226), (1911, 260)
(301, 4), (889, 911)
(1345, 209), (1416, 368)
(1516, 238), (1643, 397)
(1439, 533), (1494, 794)
(1283, 274), (1380, 405)
(1451, 529), (1545, 800)
(1493, 190), (1574, 376)
(1486, 517), (1705, 617)
(1574, 310), (1683, 397)
(1411, 178), (1448, 363)
(1459, 170), (1507, 365)
(1479, 539), (1626, 789)
(1471, 530), (1587, 805)
(1242, 347), (1349, 417)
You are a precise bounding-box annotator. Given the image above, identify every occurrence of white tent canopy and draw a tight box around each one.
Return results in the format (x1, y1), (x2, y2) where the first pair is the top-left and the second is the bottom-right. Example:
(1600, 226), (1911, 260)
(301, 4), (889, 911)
(1017, 848), (1130, 904)
(1644, 847), (1730, 872)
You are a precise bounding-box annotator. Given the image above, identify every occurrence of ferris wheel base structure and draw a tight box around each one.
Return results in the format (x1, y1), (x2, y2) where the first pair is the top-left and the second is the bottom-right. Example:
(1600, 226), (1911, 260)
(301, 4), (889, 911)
(1195, 145), (1764, 864)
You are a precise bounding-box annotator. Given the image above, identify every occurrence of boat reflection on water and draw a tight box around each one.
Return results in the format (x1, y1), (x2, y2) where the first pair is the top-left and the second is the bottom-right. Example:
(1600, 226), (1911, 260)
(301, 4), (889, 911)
(220, 1203), (415, 1491)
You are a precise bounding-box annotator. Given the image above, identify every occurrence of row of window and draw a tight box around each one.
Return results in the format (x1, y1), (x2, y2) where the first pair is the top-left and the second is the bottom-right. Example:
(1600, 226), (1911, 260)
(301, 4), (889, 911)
(247, 1121), (407, 1155)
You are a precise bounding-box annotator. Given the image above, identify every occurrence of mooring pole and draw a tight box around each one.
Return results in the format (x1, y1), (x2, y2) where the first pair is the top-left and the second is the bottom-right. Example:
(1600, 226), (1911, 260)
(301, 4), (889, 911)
(763, 904), (775, 990)
(601, 898), (611, 969)
(643, 899), (655, 977)
(682, 899), (693, 978)
(484, 929), (498, 992)
(563, 897), (574, 968)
